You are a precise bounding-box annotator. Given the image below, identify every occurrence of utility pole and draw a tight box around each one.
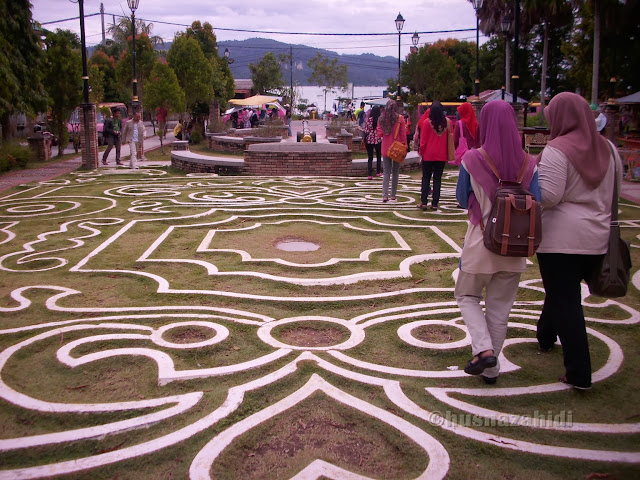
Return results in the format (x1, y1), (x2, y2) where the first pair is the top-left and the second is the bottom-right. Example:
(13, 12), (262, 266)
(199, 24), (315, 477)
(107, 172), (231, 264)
(290, 46), (293, 108)
(100, 3), (105, 44)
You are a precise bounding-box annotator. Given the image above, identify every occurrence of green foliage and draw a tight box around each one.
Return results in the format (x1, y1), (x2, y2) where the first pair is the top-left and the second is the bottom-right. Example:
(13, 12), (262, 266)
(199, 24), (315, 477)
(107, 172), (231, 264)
(432, 38), (477, 97)
(190, 123), (203, 144)
(89, 48), (120, 102)
(0, 0), (47, 140)
(115, 33), (157, 105)
(183, 22), (235, 107)
(166, 36), (215, 112)
(400, 45), (463, 102)
(42, 29), (83, 157)
(249, 52), (284, 95)
(307, 53), (348, 93)
(144, 61), (186, 115)
(88, 63), (104, 105)
(0, 141), (31, 172)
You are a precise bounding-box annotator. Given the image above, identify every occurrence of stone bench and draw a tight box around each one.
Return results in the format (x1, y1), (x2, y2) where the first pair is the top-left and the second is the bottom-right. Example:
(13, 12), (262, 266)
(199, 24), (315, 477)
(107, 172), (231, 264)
(172, 140), (190, 151)
(171, 149), (245, 174)
(205, 133), (282, 153)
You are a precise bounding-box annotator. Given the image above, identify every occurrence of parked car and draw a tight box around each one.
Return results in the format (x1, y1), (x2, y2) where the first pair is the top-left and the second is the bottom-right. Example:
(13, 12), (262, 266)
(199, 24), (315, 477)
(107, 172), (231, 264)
(68, 102), (128, 146)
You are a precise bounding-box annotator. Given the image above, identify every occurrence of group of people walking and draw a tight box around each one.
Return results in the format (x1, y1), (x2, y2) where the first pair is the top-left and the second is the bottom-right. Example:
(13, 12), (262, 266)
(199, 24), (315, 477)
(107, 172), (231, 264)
(372, 93), (621, 390)
(458, 93), (621, 389)
(101, 109), (146, 169)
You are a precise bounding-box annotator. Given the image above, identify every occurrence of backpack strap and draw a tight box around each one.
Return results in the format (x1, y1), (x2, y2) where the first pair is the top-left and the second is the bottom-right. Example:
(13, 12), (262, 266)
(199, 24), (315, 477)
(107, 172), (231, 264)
(478, 148), (531, 184)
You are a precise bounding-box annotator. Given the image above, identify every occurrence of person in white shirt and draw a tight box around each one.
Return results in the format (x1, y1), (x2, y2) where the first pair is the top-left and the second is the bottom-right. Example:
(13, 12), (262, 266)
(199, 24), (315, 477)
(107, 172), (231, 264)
(536, 92), (622, 390)
(122, 111), (145, 169)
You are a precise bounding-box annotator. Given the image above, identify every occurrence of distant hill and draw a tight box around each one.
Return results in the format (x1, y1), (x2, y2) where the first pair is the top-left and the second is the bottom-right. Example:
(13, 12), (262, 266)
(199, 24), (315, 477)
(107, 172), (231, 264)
(156, 37), (397, 86)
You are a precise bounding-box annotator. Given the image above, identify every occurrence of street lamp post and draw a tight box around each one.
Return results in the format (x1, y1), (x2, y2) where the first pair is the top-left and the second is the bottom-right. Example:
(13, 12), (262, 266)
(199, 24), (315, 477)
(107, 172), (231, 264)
(501, 15), (511, 101)
(513, 0), (520, 104)
(127, 0), (140, 111)
(472, 0), (484, 98)
(395, 13), (405, 77)
(78, 0), (98, 169)
(395, 13), (405, 101)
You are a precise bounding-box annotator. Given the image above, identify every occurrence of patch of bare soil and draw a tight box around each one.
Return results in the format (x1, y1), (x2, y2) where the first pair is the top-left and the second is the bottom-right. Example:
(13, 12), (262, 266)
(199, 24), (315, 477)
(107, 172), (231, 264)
(211, 395), (425, 479)
(163, 326), (214, 344)
(413, 325), (460, 343)
(278, 327), (347, 347)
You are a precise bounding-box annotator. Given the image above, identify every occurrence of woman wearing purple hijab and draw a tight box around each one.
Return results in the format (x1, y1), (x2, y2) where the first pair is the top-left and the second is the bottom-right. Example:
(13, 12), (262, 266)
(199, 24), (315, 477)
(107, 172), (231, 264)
(455, 100), (540, 384)
(536, 92), (622, 390)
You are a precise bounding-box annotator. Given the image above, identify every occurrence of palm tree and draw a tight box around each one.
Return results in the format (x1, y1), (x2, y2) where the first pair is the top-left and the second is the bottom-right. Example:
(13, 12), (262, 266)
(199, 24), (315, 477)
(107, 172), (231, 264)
(521, 0), (573, 121)
(107, 16), (164, 48)
(472, 0), (514, 93)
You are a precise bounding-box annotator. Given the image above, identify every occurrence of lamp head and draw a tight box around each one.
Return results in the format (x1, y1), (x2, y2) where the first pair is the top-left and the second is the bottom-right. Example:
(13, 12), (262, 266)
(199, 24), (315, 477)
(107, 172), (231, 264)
(412, 31), (419, 46)
(395, 13), (405, 33)
(127, 0), (140, 13)
(471, 0), (484, 10)
(501, 15), (512, 34)
(224, 48), (230, 58)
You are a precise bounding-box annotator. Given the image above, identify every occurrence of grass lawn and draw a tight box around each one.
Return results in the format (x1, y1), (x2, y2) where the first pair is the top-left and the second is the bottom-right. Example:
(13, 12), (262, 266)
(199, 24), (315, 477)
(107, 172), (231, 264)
(0, 165), (638, 479)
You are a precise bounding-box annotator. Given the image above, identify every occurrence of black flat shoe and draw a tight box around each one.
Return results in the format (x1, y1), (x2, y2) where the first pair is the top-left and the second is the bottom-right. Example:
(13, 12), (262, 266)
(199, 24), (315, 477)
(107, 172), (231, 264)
(482, 375), (497, 385)
(464, 355), (498, 375)
(559, 375), (591, 390)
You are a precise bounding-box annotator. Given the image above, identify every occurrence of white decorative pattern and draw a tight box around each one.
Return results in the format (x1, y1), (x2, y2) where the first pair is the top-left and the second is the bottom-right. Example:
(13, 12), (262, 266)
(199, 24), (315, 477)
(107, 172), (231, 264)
(0, 173), (638, 479)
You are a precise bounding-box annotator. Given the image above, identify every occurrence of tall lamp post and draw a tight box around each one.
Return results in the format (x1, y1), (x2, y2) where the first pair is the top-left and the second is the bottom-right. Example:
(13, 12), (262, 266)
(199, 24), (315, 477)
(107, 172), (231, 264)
(127, 0), (140, 111)
(501, 15), (511, 101)
(513, 0), (520, 104)
(472, 0), (484, 98)
(78, 0), (98, 169)
(395, 13), (405, 101)
(395, 13), (405, 77)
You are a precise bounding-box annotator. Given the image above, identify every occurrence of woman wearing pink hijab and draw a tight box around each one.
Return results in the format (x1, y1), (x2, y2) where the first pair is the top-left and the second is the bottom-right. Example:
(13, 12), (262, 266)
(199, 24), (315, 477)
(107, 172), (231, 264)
(536, 92), (622, 390)
(455, 100), (540, 384)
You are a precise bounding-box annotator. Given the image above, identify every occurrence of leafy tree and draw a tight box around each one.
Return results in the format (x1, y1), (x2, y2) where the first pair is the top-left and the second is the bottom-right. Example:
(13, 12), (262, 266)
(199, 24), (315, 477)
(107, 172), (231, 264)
(166, 36), (215, 114)
(145, 61), (186, 114)
(0, 0), (47, 141)
(88, 63), (105, 104)
(400, 45), (463, 102)
(307, 53), (348, 112)
(183, 21), (235, 109)
(249, 52), (284, 94)
(115, 33), (157, 105)
(42, 29), (82, 156)
(89, 49), (118, 102)
(432, 39), (478, 97)
(145, 61), (185, 151)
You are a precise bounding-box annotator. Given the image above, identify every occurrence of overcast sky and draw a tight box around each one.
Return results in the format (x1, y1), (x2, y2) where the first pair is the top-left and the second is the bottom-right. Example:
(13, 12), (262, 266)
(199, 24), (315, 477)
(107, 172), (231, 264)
(31, 0), (487, 59)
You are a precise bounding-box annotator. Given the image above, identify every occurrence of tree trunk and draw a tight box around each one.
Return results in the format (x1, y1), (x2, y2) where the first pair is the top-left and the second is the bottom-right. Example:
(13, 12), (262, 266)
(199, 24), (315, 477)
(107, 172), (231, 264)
(540, 22), (549, 125)
(1, 112), (11, 144)
(591, 0), (600, 105)
(505, 38), (511, 94)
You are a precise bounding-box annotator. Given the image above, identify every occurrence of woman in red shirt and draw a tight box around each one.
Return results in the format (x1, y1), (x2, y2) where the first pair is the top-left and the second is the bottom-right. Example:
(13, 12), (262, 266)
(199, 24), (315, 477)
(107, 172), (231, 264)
(377, 100), (407, 202)
(454, 102), (480, 151)
(418, 101), (451, 210)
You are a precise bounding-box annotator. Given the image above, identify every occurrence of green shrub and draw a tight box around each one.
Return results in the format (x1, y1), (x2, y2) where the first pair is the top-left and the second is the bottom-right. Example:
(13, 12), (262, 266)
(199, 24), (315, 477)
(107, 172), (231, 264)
(190, 124), (203, 144)
(0, 142), (31, 172)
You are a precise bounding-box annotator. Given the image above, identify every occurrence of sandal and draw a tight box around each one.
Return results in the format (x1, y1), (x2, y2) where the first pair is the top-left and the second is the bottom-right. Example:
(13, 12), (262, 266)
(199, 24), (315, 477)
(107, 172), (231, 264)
(464, 353), (497, 375)
(559, 375), (591, 390)
(416, 203), (428, 210)
(382, 197), (388, 203)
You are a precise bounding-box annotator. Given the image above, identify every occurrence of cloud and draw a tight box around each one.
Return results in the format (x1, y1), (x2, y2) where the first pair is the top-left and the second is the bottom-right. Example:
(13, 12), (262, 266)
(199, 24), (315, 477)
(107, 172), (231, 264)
(31, 0), (482, 57)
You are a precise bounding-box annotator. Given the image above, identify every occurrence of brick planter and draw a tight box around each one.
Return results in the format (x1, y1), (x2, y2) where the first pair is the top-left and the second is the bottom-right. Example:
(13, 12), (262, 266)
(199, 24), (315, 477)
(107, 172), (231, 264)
(244, 143), (351, 176)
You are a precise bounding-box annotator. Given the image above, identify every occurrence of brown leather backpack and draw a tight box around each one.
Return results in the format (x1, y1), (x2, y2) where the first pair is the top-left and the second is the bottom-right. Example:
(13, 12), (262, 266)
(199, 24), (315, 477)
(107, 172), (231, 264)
(478, 148), (542, 257)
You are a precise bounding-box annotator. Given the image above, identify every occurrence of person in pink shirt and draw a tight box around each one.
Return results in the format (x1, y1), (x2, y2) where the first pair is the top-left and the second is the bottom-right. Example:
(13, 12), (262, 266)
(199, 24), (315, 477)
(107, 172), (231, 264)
(418, 101), (452, 210)
(377, 99), (407, 202)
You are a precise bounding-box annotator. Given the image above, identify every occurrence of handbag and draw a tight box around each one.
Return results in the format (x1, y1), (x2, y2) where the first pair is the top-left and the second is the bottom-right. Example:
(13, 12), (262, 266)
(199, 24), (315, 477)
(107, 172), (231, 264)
(388, 120), (407, 163)
(587, 143), (632, 298)
(446, 118), (455, 163)
(452, 120), (469, 166)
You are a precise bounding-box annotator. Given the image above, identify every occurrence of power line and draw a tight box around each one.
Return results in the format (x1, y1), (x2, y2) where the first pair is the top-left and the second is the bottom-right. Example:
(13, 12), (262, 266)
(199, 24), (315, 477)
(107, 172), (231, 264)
(42, 10), (476, 37)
